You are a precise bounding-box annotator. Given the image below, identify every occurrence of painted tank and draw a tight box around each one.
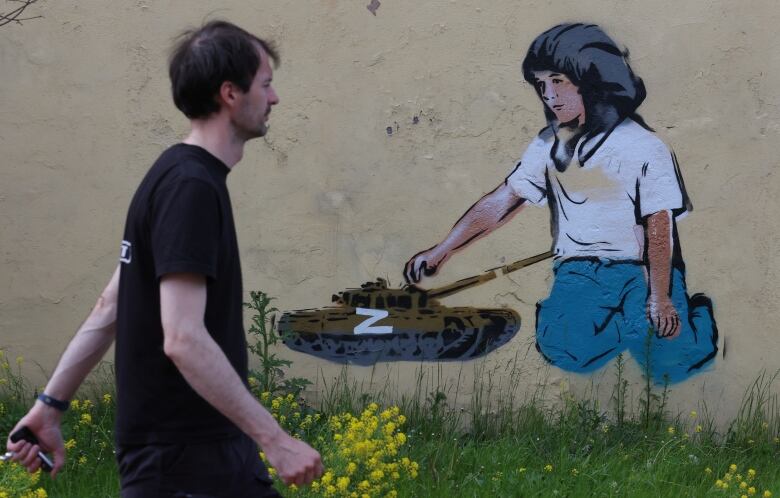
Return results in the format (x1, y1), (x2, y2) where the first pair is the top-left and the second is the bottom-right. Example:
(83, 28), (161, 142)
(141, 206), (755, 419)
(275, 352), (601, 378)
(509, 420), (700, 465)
(278, 251), (553, 364)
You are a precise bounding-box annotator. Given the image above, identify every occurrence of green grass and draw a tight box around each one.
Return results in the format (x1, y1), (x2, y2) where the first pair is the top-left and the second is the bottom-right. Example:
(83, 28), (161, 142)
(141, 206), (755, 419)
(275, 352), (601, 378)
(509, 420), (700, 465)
(2, 351), (779, 498)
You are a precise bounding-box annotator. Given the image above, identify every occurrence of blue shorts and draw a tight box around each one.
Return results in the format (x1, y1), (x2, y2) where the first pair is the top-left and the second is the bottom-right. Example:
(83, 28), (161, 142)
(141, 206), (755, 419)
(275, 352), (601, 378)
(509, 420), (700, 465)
(535, 258), (718, 384)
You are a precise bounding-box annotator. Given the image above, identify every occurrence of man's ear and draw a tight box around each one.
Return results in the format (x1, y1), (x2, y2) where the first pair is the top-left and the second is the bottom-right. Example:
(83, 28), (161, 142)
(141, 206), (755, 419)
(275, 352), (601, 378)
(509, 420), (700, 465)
(217, 81), (238, 109)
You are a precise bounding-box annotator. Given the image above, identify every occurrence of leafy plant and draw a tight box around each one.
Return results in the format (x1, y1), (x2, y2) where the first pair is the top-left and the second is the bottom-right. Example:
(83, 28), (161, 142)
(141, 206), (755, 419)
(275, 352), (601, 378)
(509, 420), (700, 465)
(244, 290), (311, 396)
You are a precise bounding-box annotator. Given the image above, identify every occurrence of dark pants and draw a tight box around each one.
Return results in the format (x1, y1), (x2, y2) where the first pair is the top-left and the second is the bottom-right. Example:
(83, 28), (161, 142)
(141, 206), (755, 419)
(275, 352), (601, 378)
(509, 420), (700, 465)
(117, 434), (281, 498)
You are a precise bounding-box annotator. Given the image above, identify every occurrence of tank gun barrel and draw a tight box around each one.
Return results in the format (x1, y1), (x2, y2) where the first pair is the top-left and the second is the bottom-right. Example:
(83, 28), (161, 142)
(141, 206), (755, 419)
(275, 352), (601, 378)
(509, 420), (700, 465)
(425, 250), (554, 300)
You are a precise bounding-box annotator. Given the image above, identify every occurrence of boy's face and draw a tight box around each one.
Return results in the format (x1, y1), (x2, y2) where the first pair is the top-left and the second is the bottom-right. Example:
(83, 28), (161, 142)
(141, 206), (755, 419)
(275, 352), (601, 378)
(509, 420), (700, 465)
(532, 71), (585, 126)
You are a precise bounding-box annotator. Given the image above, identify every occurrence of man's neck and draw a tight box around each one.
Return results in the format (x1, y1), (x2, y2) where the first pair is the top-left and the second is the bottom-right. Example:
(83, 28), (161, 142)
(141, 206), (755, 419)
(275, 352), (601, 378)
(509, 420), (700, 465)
(183, 119), (245, 169)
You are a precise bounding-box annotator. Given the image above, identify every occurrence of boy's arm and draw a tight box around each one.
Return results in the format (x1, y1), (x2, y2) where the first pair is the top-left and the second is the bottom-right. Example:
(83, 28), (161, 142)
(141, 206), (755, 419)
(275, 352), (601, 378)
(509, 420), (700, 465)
(404, 182), (526, 283)
(160, 273), (323, 486)
(6, 265), (121, 477)
(645, 210), (681, 339)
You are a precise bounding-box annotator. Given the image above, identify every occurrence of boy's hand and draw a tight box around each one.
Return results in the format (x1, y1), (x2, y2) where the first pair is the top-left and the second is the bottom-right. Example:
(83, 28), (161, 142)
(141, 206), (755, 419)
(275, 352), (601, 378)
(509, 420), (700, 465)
(404, 246), (447, 284)
(647, 294), (680, 339)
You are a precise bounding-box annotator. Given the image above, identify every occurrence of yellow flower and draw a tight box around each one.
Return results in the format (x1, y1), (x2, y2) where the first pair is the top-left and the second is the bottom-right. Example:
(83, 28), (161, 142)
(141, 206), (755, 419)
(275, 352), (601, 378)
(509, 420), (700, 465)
(695, 424), (703, 433)
(748, 469), (757, 478)
(731, 464), (739, 472)
(35, 489), (47, 498)
(64, 439), (76, 450)
(544, 464), (553, 473)
(705, 467), (712, 474)
(70, 399), (80, 410)
(716, 480), (725, 488)
(79, 413), (92, 425)
(347, 462), (358, 475)
(518, 467), (527, 474)
(0, 379), (7, 386)
(763, 491), (772, 498)
(268, 467), (277, 477)
(78, 455), (87, 465)
(667, 426), (676, 435)
(741, 482), (750, 489)
(16, 356), (24, 365)
(748, 487), (756, 496)
(248, 377), (259, 388)
(570, 468), (579, 476)
(80, 399), (93, 411)
(690, 410), (697, 418)
(102, 393), (112, 404)
(337, 476), (350, 492)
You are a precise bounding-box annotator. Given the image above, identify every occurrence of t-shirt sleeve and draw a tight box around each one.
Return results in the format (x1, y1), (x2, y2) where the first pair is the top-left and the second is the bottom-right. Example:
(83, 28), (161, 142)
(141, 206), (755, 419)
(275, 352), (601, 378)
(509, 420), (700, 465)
(151, 178), (221, 280)
(637, 141), (688, 218)
(505, 137), (548, 204)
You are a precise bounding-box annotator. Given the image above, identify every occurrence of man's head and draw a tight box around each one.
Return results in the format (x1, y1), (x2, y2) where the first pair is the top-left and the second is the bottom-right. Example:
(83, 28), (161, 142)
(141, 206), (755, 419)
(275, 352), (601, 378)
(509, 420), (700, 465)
(169, 21), (280, 137)
(521, 23), (646, 131)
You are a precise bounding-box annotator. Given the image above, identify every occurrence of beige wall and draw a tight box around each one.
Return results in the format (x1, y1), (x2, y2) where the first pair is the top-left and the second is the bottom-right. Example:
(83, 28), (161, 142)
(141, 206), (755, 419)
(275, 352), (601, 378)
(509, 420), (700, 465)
(1, 0), (779, 423)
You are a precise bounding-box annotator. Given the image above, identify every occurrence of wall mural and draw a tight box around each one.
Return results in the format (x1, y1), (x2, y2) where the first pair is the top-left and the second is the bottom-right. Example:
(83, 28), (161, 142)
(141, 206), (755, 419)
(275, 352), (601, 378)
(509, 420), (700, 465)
(281, 23), (719, 384)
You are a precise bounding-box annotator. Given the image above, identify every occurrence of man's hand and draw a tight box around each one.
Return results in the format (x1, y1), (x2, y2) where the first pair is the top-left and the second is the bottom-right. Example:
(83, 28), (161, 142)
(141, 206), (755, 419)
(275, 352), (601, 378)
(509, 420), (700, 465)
(647, 293), (681, 339)
(5, 403), (66, 478)
(262, 430), (323, 486)
(404, 246), (447, 284)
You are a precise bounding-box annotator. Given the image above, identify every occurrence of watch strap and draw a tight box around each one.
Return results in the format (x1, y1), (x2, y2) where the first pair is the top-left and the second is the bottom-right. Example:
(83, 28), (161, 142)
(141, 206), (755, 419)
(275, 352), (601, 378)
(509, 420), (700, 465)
(37, 393), (69, 412)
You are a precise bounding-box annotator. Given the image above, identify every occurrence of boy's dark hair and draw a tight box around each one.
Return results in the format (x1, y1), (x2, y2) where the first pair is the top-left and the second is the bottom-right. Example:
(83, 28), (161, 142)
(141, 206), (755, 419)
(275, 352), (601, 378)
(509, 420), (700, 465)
(169, 20), (279, 119)
(522, 23), (650, 132)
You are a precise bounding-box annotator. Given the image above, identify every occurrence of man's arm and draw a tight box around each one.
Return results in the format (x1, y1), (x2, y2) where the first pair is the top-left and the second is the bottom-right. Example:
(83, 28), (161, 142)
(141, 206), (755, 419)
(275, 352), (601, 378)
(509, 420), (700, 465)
(645, 210), (681, 339)
(404, 182), (526, 283)
(6, 265), (121, 477)
(159, 273), (322, 486)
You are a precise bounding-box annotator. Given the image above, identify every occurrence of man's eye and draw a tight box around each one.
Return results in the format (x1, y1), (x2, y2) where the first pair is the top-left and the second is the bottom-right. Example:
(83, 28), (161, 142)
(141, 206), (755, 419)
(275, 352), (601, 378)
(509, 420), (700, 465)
(552, 79), (562, 84)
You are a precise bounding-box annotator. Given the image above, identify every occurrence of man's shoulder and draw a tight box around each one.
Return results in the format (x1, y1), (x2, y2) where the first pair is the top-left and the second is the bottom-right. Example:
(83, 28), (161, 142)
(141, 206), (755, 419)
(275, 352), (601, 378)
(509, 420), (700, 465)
(151, 144), (221, 189)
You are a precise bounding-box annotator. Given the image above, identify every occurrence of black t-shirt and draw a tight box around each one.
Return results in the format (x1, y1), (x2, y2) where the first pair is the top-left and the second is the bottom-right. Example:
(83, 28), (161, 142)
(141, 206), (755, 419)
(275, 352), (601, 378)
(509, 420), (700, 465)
(115, 144), (246, 445)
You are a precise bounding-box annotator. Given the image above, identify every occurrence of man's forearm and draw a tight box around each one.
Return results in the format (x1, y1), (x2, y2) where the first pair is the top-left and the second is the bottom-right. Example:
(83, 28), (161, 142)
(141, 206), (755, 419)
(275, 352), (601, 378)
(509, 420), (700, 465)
(646, 210), (673, 297)
(164, 326), (283, 447)
(43, 266), (120, 401)
(438, 183), (525, 255)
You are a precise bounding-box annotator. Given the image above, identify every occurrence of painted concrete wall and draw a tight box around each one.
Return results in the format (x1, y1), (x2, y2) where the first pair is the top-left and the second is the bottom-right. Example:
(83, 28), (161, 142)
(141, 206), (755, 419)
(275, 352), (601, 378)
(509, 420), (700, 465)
(1, 0), (779, 423)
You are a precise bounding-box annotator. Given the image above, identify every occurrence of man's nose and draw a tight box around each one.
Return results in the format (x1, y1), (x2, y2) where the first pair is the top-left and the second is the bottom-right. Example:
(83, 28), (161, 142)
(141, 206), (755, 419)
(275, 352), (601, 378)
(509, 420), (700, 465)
(542, 86), (556, 102)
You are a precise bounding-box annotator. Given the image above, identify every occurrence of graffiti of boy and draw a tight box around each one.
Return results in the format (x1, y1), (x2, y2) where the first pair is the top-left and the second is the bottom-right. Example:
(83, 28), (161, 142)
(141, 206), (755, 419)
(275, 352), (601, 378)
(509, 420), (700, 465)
(404, 23), (718, 384)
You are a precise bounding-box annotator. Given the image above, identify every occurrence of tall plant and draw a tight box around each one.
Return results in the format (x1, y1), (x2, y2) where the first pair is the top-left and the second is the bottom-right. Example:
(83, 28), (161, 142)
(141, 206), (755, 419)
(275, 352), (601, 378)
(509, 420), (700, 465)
(244, 291), (311, 396)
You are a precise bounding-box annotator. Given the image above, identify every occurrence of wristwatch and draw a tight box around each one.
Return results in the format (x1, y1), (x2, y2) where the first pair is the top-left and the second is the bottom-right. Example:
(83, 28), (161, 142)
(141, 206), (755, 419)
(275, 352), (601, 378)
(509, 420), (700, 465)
(37, 393), (69, 412)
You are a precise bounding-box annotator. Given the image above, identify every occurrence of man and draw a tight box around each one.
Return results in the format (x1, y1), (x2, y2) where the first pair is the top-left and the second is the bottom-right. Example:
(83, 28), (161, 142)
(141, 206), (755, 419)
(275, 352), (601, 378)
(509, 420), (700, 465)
(405, 23), (717, 384)
(6, 20), (323, 497)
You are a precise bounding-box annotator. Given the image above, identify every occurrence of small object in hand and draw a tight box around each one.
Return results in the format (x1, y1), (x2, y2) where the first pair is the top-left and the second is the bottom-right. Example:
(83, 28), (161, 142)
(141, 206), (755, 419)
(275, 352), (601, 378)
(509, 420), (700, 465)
(8, 426), (54, 472)
(1, 451), (15, 462)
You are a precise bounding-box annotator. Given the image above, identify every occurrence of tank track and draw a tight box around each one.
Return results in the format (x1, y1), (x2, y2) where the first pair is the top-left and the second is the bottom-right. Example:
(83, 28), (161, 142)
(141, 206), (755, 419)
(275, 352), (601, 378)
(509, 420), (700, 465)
(281, 310), (520, 365)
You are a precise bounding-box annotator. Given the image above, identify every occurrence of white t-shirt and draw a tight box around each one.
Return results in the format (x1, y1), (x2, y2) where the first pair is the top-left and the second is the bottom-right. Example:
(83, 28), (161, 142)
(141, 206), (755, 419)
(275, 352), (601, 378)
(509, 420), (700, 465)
(507, 118), (688, 261)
